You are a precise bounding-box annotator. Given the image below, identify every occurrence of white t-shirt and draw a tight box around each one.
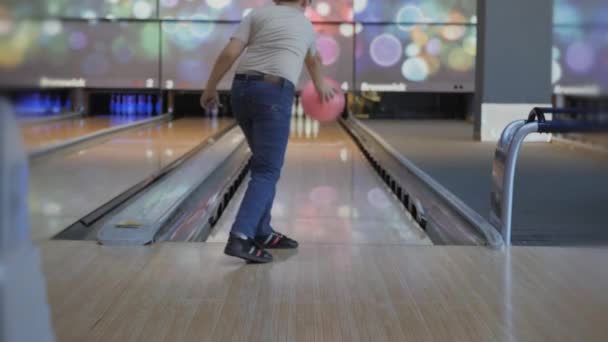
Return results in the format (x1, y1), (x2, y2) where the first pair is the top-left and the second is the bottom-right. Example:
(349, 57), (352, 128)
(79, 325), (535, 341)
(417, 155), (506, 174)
(231, 5), (317, 85)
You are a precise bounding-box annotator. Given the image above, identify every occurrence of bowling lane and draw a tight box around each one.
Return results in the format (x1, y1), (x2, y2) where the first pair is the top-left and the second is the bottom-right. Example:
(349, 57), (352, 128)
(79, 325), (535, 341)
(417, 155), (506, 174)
(207, 116), (431, 246)
(29, 117), (234, 241)
(21, 115), (148, 152)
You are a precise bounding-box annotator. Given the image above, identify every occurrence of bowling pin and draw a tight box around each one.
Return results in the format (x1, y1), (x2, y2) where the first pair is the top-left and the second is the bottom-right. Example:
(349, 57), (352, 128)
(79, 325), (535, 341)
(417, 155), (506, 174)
(296, 116), (304, 138)
(313, 120), (320, 138)
(156, 97), (162, 115)
(146, 95), (153, 116)
(137, 95), (145, 115)
(121, 95), (128, 115)
(297, 101), (304, 117)
(305, 116), (312, 139)
(52, 96), (61, 113)
(110, 94), (116, 114)
(43, 95), (51, 113)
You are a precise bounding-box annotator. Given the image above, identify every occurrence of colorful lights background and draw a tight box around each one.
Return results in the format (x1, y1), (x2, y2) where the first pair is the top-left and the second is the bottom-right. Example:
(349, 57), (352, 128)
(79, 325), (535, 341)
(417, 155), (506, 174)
(2, 0), (606, 93)
(356, 24), (476, 92)
(354, 0), (476, 24)
(553, 0), (608, 25)
(4, 1), (158, 20)
(0, 20), (159, 88)
(552, 0), (608, 93)
(1, 0), (477, 91)
(161, 22), (239, 90)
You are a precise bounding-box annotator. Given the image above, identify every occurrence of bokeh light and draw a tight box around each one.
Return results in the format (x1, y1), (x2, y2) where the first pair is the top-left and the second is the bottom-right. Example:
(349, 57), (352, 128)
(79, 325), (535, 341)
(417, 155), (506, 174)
(566, 42), (595, 74)
(370, 33), (403, 67)
(401, 57), (429, 82)
(406, 43), (421, 57)
(317, 35), (340, 65)
(69, 32), (88, 50)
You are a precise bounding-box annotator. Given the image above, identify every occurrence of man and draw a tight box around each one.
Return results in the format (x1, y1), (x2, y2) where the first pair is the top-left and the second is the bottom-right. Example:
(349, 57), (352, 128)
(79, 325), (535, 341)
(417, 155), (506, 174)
(201, 0), (335, 263)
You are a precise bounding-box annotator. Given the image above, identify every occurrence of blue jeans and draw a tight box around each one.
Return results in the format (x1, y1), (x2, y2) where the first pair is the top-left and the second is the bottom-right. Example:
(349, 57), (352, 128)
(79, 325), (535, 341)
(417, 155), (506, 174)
(230, 77), (295, 239)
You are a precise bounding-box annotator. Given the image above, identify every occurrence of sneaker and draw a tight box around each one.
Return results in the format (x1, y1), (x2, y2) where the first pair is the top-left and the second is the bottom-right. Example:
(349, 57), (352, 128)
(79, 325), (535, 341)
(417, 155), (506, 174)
(224, 233), (273, 264)
(255, 230), (299, 249)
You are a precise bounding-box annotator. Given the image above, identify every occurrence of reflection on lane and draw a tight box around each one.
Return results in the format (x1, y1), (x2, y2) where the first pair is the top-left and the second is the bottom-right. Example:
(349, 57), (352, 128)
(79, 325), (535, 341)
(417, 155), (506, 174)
(28, 118), (234, 240)
(208, 119), (431, 246)
(20, 115), (149, 151)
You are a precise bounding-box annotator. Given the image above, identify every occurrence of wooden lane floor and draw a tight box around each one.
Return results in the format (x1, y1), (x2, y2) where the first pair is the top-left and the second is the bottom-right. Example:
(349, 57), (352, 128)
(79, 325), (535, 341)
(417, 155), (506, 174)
(21, 115), (147, 152)
(207, 118), (431, 246)
(40, 241), (608, 341)
(29, 118), (233, 241)
(37, 118), (608, 341)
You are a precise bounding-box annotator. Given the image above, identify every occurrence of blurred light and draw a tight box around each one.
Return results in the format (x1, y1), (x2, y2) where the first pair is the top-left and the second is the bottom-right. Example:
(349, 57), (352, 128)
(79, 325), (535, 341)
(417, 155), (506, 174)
(81, 10), (98, 20)
(338, 205), (351, 218)
(42, 202), (62, 216)
(339, 23), (354, 37)
(552, 46), (561, 60)
(411, 27), (429, 46)
(448, 48), (474, 72)
(69, 31), (88, 51)
(441, 25), (466, 41)
(316, 2), (331, 17)
(463, 36), (477, 56)
(396, 5), (427, 29)
(552, 60), (562, 84)
(42, 20), (62, 36)
(354, 0), (368, 14)
(133, 1), (154, 19)
(425, 38), (442, 56)
(309, 186), (338, 206)
(161, 0), (180, 8)
(339, 148), (349, 162)
(207, 0), (231, 10)
(567, 42), (595, 73)
(317, 35), (339, 65)
(367, 188), (391, 210)
(401, 57), (429, 82)
(0, 19), (12, 35)
(146, 149), (154, 158)
(406, 43), (421, 57)
(370, 33), (402, 67)
(355, 23), (363, 34)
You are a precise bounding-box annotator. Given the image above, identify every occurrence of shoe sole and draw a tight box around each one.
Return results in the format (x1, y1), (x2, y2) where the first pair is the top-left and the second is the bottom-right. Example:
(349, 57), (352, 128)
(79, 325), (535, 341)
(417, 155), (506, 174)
(256, 242), (299, 250)
(224, 246), (273, 264)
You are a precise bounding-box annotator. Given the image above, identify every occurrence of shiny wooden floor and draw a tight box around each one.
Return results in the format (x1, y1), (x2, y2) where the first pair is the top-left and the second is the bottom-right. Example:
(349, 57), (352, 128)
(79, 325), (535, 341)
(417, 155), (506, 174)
(37, 119), (608, 341)
(41, 241), (608, 341)
(208, 118), (430, 245)
(28, 118), (233, 240)
(21, 115), (144, 151)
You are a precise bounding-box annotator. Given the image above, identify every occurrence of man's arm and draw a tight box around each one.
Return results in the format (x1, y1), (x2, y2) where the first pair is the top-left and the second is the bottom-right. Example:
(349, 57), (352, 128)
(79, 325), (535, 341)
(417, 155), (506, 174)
(205, 39), (246, 91)
(200, 39), (246, 108)
(305, 51), (336, 102)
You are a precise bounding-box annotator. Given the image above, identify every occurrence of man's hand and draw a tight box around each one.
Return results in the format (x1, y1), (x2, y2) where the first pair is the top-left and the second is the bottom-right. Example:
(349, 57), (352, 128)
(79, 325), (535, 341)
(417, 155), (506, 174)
(200, 89), (219, 110)
(317, 82), (337, 103)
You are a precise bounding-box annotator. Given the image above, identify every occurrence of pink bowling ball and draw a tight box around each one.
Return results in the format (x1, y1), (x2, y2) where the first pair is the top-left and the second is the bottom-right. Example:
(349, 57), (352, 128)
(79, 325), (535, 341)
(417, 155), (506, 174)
(301, 78), (345, 123)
